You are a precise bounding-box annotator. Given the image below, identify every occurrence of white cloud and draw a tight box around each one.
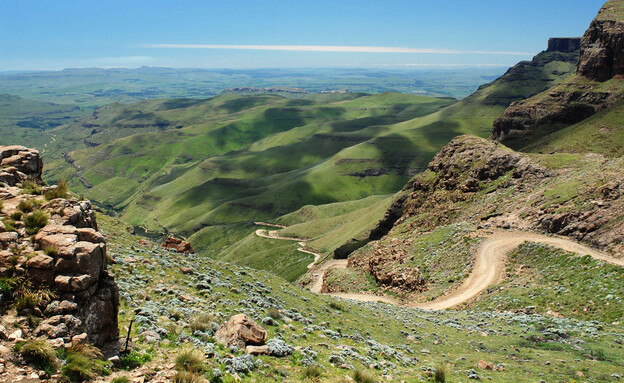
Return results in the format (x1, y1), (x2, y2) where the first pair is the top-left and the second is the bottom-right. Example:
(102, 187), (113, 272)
(137, 44), (531, 56)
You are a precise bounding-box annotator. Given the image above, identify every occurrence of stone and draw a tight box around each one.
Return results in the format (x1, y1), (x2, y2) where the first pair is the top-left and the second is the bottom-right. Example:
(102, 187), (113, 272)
(76, 228), (105, 243)
(0, 232), (18, 244)
(71, 333), (88, 345)
(215, 314), (268, 348)
(26, 254), (54, 269)
(246, 345), (269, 355)
(477, 360), (495, 370)
(48, 338), (65, 349)
(8, 329), (23, 341)
(180, 267), (193, 274)
(162, 236), (194, 254)
(0, 325), (8, 340)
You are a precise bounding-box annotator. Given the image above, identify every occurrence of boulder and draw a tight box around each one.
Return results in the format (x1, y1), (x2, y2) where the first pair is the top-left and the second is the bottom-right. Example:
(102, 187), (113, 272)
(162, 236), (194, 254)
(215, 314), (268, 348)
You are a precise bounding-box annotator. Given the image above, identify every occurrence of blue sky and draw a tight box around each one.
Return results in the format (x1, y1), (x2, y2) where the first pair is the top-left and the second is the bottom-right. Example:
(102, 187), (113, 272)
(0, 0), (605, 71)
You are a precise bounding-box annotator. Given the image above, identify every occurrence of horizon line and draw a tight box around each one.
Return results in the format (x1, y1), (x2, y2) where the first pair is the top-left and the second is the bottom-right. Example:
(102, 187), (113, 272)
(136, 43), (532, 56)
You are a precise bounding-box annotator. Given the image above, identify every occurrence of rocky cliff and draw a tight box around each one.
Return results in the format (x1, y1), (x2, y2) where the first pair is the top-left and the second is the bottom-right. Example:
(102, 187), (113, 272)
(346, 135), (624, 297)
(578, 0), (624, 81)
(492, 0), (624, 144)
(0, 145), (119, 347)
(547, 37), (581, 53)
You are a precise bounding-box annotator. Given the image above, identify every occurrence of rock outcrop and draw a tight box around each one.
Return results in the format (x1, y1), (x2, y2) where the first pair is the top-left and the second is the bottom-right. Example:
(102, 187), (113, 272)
(162, 236), (194, 254)
(547, 37), (581, 53)
(215, 314), (268, 348)
(0, 147), (119, 346)
(578, 1), (624, 81)
(492, 1), (624, 143)
(0, 146), (43, 186)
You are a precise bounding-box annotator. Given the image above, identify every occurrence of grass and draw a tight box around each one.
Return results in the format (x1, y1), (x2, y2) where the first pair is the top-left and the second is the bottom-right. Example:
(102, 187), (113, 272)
(23, 210), (49, 235)
(467, 242), (624, 322)
(302, 364), (323, 379)
(17, 199), (34, 212)
(111, 378), (132, 383)
(174, 347), (205, 373)
(353, 368), (377, 383)
(172, 371), (206, 383)
(119, 351), (153, 370)
(19, 339), (58, 374)
(45, 179), (69, 200)
(189, 313), (217, 333)
(61, 343), (109, 383)
(96, 212), (624, 382)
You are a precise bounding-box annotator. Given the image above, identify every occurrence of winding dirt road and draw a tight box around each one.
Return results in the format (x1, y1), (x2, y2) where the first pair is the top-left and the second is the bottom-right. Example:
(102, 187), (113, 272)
(255, 225), (624, 309)
(254, 229), (321, 269)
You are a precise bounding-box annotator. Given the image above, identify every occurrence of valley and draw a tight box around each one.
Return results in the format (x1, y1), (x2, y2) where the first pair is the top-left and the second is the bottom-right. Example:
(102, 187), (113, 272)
(1, 0), (624, 382)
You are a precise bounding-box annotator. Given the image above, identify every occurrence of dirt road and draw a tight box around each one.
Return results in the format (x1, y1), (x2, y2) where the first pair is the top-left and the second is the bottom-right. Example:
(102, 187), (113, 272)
(411, 231), (623, 310)
(255, 225), (624, 309)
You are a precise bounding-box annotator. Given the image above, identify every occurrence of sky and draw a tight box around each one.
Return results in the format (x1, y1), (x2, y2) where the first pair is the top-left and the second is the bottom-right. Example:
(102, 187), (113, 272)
(0, 0), (606, 71)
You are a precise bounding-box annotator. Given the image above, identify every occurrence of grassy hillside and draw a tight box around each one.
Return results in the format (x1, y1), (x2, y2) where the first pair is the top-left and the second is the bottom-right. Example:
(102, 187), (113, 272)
(523, 99), (624, 157)
(0, 94), (85, 151)
(99, 213), (624, 383)
(23, 47), (577, 280)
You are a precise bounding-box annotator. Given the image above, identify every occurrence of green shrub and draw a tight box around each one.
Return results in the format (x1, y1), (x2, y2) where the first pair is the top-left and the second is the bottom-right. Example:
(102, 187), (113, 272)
(302, 364), (323, 379)
(21, 181), (41, 195)
(353, 368), (377, 383)
(45, 179), (69, 200)
(1, 219), (16, 232)
(23, 210), (49, 235)
(119, 351), (153, 370)
(174, 347), (205, 373)
(329, 301), (346, 311)
(61, 344), (109, 382)
(10, 211), (22, 221)
(268, 307), (282, 320)
(433, 364), (446, 383)
(44, 246), (59, 257)
(19, 339), (58, 374)
(17, 199), (34, 213)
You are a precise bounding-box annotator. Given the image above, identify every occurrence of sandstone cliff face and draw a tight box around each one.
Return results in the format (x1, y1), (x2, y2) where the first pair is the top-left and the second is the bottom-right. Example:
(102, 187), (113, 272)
(0, 145), (119, 346)
(578, 2), (624, 81)
(492, 0), (624, 143)
(547, 38), (581, 53)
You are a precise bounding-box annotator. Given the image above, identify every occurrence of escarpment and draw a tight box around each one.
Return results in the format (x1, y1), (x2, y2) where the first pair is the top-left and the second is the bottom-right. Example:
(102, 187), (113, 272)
(0, 145), (119, 346)
(492, 0), (624, 144)
(347, 135), (624, 296)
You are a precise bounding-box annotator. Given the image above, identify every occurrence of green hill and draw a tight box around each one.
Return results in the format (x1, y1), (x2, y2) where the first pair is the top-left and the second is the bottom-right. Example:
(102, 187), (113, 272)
(22, 45), (578, 280)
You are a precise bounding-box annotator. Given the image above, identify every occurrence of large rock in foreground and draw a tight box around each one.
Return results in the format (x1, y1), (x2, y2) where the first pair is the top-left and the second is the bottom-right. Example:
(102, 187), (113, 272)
(0, 147), (119, 345)
(215, 314), (267, 348)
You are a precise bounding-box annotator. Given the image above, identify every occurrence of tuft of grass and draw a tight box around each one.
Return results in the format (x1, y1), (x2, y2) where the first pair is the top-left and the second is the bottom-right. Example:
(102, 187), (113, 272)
(10, 211), (22, 220)
(44, 246), (59, 257)
(23, 210), (49, 235)
(353, 368), (377, 383)
(189, 313), (216, 333)
(45, 179), (69, 200)
(328, 301), (346, 311)
(19, 339), (58, 374)
(119, 350), (153, 370)
(302, 364), (323, 379)
(174, 347), (205, 373)
(9, 276), (55, 311)
(268, 307), (282, 320)
(17, 199), (34, 213)
(2, 218), (16, 232)
(21, 181), (41, 195)
(61, 343), (109, 383)
(111, 377), (132, 383)
(172, 371), (206, 383)
(433, 364), (446, 383)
